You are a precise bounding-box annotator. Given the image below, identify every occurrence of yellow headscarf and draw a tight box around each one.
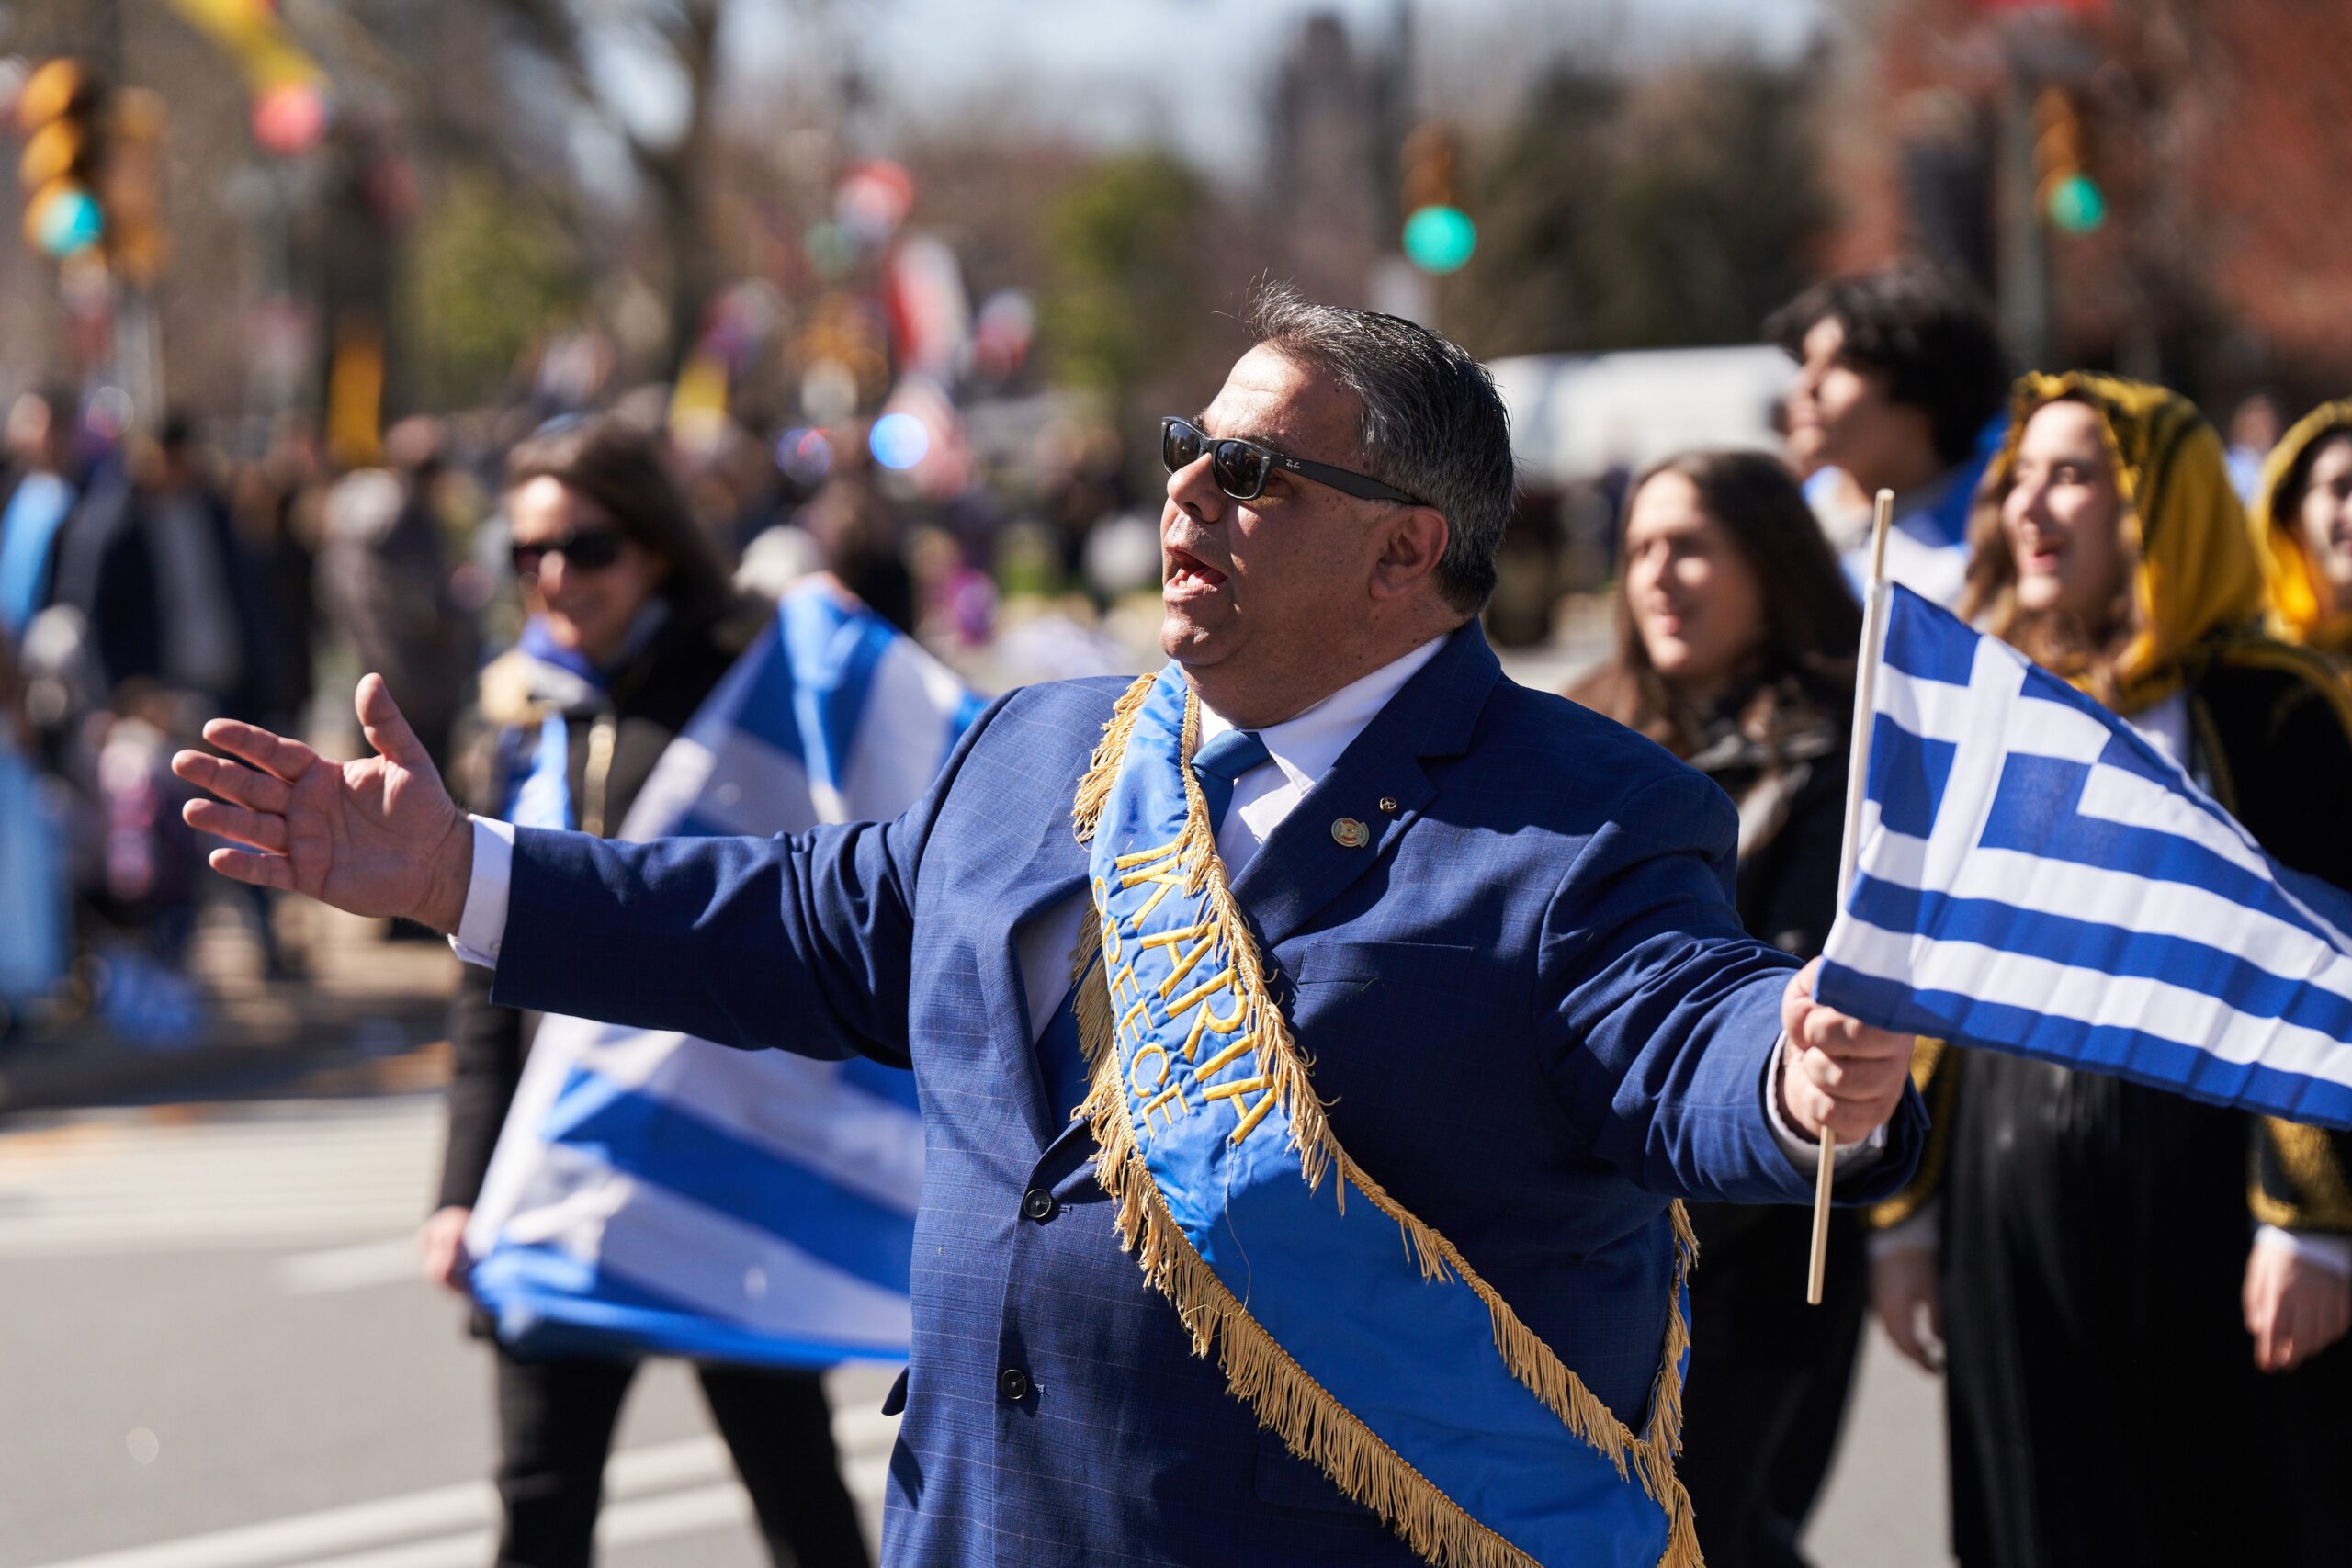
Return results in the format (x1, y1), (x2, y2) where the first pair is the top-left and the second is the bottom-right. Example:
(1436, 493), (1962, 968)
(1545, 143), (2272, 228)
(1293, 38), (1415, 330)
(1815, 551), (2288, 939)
(2248, 398), (2352, 655)
(1980, 371), (2268, 713)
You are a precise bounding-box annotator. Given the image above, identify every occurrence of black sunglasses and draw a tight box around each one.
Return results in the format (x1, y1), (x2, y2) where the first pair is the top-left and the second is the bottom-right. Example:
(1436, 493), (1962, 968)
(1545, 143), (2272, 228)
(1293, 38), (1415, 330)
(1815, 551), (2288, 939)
(511, 526), (625, 580)
(1160, 416), (1425, 507)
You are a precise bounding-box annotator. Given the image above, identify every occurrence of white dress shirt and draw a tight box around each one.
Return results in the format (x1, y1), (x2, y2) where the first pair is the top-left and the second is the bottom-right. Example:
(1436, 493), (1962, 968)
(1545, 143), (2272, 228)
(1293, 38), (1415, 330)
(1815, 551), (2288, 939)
(453, 634), (1849, 1169)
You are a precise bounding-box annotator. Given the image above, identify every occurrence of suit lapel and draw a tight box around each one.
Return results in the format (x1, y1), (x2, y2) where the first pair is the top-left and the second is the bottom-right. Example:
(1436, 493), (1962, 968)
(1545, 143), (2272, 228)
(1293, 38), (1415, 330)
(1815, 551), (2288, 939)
(1230, 622), (1502, 951)
(990, 818), (1091, 1150)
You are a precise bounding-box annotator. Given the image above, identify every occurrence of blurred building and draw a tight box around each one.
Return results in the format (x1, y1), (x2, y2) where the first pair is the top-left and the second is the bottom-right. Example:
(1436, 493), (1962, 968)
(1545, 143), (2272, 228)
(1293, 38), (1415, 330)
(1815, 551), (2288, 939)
(1264, 13), (1405, 311)
(1818, 0), (2352, 400)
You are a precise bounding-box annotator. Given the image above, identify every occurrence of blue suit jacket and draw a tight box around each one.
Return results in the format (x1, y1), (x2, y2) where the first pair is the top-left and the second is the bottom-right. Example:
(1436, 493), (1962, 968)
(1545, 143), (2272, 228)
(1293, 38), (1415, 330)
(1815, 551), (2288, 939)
(492, 622), (1926, 1566)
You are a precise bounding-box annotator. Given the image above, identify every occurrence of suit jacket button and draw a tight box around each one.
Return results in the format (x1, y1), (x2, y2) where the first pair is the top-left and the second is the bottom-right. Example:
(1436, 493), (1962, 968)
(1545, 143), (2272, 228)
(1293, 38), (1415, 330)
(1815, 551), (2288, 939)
(1021, 1187), (1056, 1223)
(998, 1366), (1033, 1402)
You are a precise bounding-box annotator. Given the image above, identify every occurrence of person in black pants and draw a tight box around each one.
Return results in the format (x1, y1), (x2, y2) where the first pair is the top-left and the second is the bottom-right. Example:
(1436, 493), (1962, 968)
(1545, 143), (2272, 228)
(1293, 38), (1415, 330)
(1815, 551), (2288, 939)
(417, 418), (870, 1568)
(1569, 450), (1866, 1568)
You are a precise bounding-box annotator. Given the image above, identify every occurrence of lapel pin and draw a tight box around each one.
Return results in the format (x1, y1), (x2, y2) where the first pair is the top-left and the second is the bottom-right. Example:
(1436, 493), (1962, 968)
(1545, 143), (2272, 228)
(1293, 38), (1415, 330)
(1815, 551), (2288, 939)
(1331, 817), (1370, 849)
(1376, 796), (1398, 815)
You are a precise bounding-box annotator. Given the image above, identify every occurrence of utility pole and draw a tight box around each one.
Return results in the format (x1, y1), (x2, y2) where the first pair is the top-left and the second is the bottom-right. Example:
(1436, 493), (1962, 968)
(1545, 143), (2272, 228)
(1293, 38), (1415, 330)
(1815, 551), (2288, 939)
(97, 0), (162, 427)
(1995, 70), (2049, 367)
(1993, 13), (2100, 371)
(88, 0), (124, 82)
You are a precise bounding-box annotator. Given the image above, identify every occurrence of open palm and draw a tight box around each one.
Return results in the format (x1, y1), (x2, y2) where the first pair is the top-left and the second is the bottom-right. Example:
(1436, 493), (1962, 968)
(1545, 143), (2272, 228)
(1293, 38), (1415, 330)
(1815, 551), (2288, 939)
(172, 674), (474, 931)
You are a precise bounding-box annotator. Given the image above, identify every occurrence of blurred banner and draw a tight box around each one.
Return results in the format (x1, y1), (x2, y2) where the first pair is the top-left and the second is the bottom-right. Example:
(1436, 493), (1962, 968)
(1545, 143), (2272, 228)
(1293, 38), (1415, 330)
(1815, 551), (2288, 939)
(465, 586), (985, 1368)
(164, 0), (326, 97)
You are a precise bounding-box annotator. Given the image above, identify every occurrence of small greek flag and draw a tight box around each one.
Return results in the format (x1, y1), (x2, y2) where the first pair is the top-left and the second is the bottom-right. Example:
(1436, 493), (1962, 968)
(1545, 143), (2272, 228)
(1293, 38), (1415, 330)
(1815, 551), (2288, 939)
(465, 588), (984, 1366)
(1817, 584), (2352, 1131)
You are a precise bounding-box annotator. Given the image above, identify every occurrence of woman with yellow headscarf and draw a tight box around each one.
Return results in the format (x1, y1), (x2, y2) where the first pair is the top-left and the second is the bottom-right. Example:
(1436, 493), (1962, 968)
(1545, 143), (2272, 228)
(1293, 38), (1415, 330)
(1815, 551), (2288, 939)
(1865, 374), (2352, 1568)
(2252, 398), (2352, 661)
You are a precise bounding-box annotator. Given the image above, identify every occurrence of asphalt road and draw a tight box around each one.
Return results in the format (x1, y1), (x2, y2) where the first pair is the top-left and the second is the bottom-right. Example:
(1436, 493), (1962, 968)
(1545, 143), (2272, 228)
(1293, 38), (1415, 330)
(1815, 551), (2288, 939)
(0, 1088), (1953, 1568)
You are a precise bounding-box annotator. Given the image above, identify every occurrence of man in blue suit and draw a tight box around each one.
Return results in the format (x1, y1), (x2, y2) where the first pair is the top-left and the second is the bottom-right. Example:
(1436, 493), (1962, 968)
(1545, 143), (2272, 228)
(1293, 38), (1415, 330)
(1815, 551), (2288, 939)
(177, 287), (1923, 1567)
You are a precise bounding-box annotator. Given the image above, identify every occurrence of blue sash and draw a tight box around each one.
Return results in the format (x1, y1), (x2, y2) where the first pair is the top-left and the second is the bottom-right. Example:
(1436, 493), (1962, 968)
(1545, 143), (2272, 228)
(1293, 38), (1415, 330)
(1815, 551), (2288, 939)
(1070, 668), (1699, 1568)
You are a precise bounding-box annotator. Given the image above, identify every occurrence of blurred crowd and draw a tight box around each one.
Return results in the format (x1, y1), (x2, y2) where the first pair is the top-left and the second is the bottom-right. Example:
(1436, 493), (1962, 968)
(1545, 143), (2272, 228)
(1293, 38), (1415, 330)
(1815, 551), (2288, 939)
(8, 261), (2352, 1564)
(1573, 263), (2352, 1568)
(0, 374), (1156, 1050)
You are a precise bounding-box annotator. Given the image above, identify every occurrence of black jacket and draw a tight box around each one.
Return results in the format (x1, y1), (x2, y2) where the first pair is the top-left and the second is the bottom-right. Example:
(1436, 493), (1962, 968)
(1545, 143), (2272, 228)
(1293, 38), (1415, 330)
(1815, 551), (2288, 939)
(1676, 681), (1860, 1350)
(435, 604), (761, 1211)
(1686, 694), (1849, 964)
(2193, 646), (2352, 1232)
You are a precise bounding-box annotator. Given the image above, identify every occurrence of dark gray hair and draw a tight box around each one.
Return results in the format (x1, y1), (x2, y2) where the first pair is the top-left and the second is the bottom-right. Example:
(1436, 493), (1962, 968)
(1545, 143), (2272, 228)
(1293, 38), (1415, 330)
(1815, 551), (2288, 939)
(1243, 281), (1516, 612)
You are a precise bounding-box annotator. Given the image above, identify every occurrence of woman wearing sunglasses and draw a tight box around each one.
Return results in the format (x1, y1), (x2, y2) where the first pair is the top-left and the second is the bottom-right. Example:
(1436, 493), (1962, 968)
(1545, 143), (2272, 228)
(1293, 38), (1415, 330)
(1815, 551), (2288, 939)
(418, 417), (870, 1568)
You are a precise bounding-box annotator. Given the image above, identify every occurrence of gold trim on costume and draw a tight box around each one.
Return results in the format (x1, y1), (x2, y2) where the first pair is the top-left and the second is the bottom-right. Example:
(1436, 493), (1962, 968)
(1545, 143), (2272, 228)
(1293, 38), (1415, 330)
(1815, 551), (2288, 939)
(1867, 1038), (1951, 1232)
(1068, 672), (1702, 1568)
(2250, 1118), (2352, 1231)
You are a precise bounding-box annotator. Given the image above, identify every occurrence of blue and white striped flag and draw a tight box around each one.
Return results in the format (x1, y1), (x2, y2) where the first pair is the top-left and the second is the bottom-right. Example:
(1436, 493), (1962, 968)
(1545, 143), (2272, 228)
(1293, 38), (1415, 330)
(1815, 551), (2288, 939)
(1817, 583), (2352, 1131)
(465, 586), (986, 1367)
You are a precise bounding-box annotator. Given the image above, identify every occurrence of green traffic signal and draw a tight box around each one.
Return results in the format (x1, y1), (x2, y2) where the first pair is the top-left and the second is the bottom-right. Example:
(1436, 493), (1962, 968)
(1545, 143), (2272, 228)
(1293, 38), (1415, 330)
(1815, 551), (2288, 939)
(2046, 172), (2106, 234)
(1403, 205), (1476, 274)
(28, 184), (101, 256)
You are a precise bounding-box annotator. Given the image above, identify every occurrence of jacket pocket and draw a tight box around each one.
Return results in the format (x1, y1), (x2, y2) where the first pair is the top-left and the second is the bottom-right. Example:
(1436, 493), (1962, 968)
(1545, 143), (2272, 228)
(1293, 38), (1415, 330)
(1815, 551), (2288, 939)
(1291, 939), (1478, 992)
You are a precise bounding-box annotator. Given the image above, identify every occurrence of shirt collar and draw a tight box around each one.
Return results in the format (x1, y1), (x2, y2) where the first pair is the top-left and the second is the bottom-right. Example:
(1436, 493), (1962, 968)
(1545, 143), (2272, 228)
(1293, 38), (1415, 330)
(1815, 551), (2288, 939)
(1195, 633), (1451, 791)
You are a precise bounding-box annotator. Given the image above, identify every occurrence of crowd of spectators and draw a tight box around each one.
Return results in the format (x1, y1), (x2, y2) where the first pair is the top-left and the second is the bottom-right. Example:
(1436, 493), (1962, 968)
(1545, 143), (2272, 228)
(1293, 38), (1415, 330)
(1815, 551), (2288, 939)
(0, 383), (1152, 1048)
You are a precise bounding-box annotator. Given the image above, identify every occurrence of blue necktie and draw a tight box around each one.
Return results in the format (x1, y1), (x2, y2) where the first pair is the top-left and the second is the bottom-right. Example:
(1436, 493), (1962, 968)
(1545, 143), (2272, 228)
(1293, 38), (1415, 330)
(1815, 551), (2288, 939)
(1036, 727), (1271, 1118)
(1190, 727), (1271, 837)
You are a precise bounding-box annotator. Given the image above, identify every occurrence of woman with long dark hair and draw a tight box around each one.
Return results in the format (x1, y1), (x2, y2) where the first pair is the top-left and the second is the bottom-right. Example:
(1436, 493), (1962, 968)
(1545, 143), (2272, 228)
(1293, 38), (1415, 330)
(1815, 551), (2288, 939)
(418, 417), (871, 1568)
(1571, 449), (1865, 1568)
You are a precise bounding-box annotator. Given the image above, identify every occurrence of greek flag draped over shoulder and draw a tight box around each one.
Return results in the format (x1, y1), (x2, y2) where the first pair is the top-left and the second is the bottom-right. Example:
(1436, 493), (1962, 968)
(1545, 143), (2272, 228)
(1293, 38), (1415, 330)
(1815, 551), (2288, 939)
(465, 588), (986, 1366)
(1818, 583), (2352, 1130)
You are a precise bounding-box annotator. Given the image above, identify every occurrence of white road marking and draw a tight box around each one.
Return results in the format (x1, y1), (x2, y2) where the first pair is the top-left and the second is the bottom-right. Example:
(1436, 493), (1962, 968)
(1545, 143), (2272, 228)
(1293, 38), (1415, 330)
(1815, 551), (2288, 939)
(271, 1236), (425, 1294)
(315, 1484), (752, 1568)
(17, 1437), (733, 1568)
(21, 1373), (903, 1568)
(0, 1098), (437, 1258)
(8, 1101), (905, 1567)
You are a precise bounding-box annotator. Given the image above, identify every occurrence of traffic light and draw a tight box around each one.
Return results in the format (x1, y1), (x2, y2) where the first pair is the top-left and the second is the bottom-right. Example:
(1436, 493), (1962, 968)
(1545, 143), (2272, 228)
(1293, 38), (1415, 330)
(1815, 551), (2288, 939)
(18, 58), (107, 260)
(1400, 122), (1476, 275)
(102, 88), (169, 283)
(2032, 86), (2106, 235)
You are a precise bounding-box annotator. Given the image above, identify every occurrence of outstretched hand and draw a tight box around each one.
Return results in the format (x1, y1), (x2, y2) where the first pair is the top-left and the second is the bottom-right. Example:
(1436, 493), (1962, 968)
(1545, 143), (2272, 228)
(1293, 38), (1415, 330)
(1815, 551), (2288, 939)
(171, 674), (475, 933)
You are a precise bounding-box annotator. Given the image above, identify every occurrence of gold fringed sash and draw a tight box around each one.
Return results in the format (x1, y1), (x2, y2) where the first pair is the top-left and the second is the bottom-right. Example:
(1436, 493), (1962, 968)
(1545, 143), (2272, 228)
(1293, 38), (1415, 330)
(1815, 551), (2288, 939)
(1068, 671), (1702, 1568)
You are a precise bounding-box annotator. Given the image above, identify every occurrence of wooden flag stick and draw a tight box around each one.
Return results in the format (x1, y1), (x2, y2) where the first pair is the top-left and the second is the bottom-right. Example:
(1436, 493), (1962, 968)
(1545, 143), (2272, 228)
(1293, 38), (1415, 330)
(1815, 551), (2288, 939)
(1809, 487), (1895, 1306)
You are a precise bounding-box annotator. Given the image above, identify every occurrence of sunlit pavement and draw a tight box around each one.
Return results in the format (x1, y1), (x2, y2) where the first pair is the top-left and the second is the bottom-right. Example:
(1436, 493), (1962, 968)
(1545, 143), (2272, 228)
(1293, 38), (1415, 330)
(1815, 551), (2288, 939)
(0, 1087), (1951, 1568)
(0, 1091), (899, 1567)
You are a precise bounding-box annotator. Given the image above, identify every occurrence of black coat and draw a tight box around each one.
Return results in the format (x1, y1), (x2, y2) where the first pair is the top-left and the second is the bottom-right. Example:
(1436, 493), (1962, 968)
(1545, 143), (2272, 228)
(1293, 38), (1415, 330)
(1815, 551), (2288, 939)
(435, 604), (759, 1211)
(1674, 686), (1859, 1342)
(48, 467), (159, 694)
(1922, 644), (2352, 1568)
